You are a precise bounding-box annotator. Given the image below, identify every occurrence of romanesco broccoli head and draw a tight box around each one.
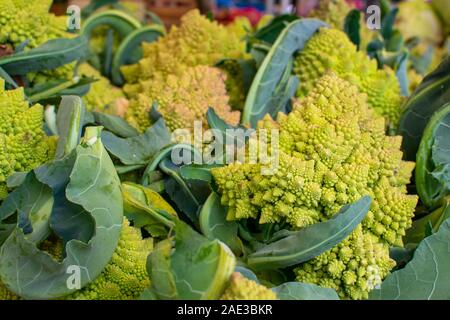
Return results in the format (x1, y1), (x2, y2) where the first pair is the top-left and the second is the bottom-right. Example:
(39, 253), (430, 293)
(221, 273), (278, 300)
(212, 73), (418, 299)
(293, 28), (403, 126)
(121, 10), (247, 97)
(218, 60), (248, 111)
(27, 62), (76, 86)
(295, 225), (395, 300)
(0, 79), (56, 199)
(395, 0), (444, 46)
(307, 0), (352, 29)
(78, 63), (125, 113)
(0, 0), (76, 86)
(69, 219), (152, 300)
(226, 17), (252, 40)
(0, 0), (70, 49)
(125, 65), (240, 132)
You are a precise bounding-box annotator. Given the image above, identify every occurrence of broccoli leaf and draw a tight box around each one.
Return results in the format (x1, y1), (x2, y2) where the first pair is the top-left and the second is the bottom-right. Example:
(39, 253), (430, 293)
(272, 282), (339, 300)
(0, 173), (53, 245)
(398, 57), (450, 161)
(160, 159), (202, 224)
(180, 164), (222, 183)
(54, 96), (85, 160)
(147, 220), (236, 300)
(122, 182), (177, 233)
(370, 218), (450, 300)
(246, 196), (372, 270)
(146, 239), (178, 299)
(415, 103), (450, 208)
(199, 192), (243, 256)
(235, 266), (259, 282)
(111, 25), (165, 85)
(81, 9), (141, 39)
(0, 127), (123, 299)
(250, 14), (299, 46)
(0, 37), (88, 75)
(405, 197), (450, 245)
(343, 9), (361, 48)
(92, 112), (139, 138)
(101, 118), (171, 165)
(242, 19), (327, 127)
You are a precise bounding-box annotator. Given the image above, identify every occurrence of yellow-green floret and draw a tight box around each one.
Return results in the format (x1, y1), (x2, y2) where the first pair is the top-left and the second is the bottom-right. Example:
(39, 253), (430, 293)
(69, 219), (153, 300)
(121, 9), (246, 97)
(395, 0), (444, 46)
(221, 273), (278, 300)
(293, 28), (403, 126)
(219, 59), (248, 111)
(125, 65), (240, 132)
(0, 0), (76, 85)
(0, 79), (56, 199)
(78, 63), (125, 113)
(295, 225), (394, 300)
(211, 73), (418, 299)
(308, 0), (352, 29)
(0, 0), (69, 49)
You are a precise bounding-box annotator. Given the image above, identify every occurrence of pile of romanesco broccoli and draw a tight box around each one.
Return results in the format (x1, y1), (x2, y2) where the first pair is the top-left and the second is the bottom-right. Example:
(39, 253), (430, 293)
(0, 0), (449, 303)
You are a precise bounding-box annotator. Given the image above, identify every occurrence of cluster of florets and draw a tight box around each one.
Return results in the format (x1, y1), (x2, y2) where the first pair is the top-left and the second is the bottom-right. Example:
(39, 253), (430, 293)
(125, 65), (240, 132)
(293, 28), (403, 126)
(0, 79), (56, 199)
(69, 219), (153, 300)
(212, 73), (418, 299)
(221, 273), (277, 300)
(121, 9), (247, 97)
(77, 63), (125, 113)
(0, 0), (69, 49)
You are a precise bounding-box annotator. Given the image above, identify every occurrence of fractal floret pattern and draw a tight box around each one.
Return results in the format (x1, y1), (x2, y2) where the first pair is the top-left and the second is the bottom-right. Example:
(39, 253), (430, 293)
(125, 65), (240, 132)
(212, 73), (418, 299)
(69, 219), (153, 300)
(221, 273), (278, 300)
(0, 79), (56, 199)
(0, 0), (69, 49)
(0, 0), (76, 85)
(121, 9), (246, 97)
(295, 225), (395, 300)
(307, 0), (352, 29)
(293, 28), (403, 126)
(78, 63), (125, 113)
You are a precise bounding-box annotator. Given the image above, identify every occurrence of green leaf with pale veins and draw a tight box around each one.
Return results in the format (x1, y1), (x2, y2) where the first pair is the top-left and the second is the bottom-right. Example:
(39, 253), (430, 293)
(199, 192), (243, 255)
(101, 118), (171, 165)
(398, 57), (450, 161)
(415, 103), (450, 208)
(242, 19), (327, 127)
(0, 37), (88, 75)
(92, 112), (139, 138)
(370, 219), (450, 300)
(111, 25), (165, 85)
(0, 127), (123, 299)
(54, 96), (85, 160)
(247, 196), (372, 270)
(272, 282), (339, 300)
(0, 173), (53, 246)
(147, 220), (236, 300)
